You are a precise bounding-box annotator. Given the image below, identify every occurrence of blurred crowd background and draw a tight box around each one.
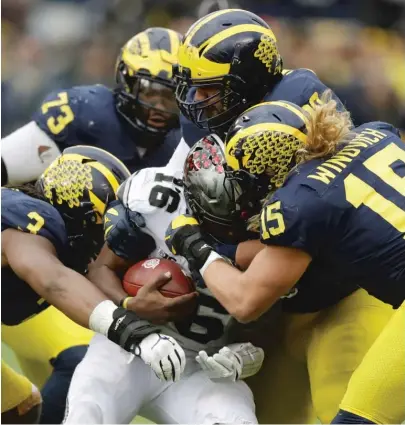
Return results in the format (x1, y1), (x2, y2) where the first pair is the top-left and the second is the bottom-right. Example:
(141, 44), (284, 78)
(2, 0), (405, 136)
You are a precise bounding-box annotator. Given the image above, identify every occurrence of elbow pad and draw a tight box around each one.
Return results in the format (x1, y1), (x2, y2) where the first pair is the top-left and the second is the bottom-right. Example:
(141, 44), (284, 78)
(1, 122), (61, 184)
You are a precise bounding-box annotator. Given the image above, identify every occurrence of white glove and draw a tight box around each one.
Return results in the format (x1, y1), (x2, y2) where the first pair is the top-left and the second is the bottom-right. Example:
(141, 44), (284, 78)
(196, 342), (264, 383)
(135, 333), (186, 382)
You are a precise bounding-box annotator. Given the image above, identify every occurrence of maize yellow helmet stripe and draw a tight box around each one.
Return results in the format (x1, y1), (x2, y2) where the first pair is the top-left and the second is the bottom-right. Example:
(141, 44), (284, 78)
(88, 161), (120, 194)
(201, 24), (276, 53)
(226, 123), (307, 170)
(185, 9), (237, 45)
(168, 29), (180, 55)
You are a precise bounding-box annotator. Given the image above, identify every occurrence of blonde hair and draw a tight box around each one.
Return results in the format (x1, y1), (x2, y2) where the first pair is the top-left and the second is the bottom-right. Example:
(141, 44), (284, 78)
(247, 90), (353, 233)
(297, 89), (353, 163)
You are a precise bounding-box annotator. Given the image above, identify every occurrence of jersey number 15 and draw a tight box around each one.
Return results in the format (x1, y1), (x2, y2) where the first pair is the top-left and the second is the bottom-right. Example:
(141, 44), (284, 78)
(344, 143), (405, 236)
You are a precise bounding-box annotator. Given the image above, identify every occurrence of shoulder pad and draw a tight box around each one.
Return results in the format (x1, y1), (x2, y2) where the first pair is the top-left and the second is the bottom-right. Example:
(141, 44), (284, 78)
(104, 200), (155, 261)
(1, 188), (67, 253)
(33, 84), (114, 147)
(356, 121), (401, 138)
(267, 68), (346, 116)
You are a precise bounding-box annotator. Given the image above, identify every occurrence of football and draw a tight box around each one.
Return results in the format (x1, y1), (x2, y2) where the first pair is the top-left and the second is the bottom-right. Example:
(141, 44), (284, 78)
(122, 258), (195, 298)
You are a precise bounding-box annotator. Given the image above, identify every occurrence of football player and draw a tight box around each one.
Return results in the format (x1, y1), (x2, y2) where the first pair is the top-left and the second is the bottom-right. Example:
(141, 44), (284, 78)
(2, 146), (192, 419)
(172, 8), (347, 146)
(64, 136), (265, 424)
(165, 96), (405, 424)
(170, 15), (397, 416)
(1, 27), (182, 185)
(1, 27), (185, 423)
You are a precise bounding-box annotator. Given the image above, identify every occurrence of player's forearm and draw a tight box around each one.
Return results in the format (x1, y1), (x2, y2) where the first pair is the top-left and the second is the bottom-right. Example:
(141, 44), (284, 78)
(86, 263), (127, 305)
(201, 259), (259, 323)
(35, 266), (110, 328)
(202, 247), (298, 323)
(235, 240), (264, 270)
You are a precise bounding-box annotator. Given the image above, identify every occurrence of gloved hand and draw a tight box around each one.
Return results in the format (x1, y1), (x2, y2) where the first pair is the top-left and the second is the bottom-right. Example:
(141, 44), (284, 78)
(107, 307), (186, 382)
(104, 201), (156, 261)
(165, 214), (213, 270)
(135, 333), (186, 382)
(196, 342), (264, 383)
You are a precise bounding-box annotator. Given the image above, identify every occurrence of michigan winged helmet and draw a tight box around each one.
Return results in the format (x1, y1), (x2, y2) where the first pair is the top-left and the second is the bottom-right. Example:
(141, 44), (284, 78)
(115, 27), (182, 145)
(36, 145), (131, 268)
(225, 100), (309, 209)
(174, 9), (283, 132)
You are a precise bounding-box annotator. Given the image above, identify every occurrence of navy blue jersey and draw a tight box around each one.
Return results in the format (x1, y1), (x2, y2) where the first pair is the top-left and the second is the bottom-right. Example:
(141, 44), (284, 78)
(33, 84), (181, 173)
(181, 68), (346, 146)
(260, 122), (405, 307)
(1, 189), (68, 324)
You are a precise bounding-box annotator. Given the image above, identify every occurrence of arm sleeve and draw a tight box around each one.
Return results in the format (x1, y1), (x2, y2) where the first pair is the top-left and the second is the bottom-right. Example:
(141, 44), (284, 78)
(1, 122), (61, 184)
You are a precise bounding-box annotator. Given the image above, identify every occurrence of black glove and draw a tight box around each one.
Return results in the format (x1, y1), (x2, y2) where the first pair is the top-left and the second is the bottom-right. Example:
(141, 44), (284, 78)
(107, 307), (160, 352)
(104, 201), (156, 261)
(165, 215), (213, 271)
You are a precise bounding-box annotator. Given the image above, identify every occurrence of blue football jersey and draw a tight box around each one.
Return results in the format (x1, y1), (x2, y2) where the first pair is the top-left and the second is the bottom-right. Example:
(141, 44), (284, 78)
(33, 84), (182, 173)
(180, 68), (346, 146)
(260, 122), (405, 307)
(1, 188), (68, 324)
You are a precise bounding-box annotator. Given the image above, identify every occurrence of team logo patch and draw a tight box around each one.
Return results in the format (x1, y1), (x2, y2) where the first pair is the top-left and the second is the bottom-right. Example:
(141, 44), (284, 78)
(37, 145), (51, 163)
(142, 258), (160, 269)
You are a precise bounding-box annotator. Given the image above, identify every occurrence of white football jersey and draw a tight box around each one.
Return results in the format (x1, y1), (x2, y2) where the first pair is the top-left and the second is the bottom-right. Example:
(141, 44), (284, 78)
(119, 163), (232, 353)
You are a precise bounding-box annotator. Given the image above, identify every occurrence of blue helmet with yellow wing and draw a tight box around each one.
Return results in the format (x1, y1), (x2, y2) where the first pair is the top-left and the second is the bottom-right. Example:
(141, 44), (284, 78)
(174, 9), (283, 133)
(115, 27), (182, 145)
(225, 100), (308, 201)
(36, 145), (131, 269)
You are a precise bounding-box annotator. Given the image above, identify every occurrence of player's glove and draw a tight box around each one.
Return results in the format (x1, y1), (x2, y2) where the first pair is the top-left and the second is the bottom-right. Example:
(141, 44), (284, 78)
(104, 201), (156, 261)
(165, 215), (220, 271)
(196, 342), (264, 383)
(107, 308), (185, 382)
(135, 333), (186, 382)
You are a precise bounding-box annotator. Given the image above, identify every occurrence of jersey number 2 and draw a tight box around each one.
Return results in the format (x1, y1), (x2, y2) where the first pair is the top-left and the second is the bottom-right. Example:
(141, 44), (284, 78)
(41, 92), (74, 135)
(344, 143), (405, 235)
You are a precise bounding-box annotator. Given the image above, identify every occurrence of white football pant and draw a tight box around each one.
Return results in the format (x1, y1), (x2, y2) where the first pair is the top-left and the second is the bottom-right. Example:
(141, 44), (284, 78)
(64, 334), (257, 424)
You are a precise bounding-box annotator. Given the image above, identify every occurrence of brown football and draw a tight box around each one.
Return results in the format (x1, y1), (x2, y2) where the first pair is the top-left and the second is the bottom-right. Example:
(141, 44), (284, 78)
(123, 258), (195, 298)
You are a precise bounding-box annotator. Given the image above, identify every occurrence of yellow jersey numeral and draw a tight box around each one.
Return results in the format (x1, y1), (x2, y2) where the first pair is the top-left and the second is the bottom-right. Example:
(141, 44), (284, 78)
(26, 212), (45, 235)
(344, 143), (405, 236)
(261, 201), (286, 240)
(41, 92), (74, 135)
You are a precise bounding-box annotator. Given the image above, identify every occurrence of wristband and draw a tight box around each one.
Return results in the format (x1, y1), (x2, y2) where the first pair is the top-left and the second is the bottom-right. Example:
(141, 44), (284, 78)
(89, 300), (118, 336)
(119, 296), (133, 309)
(199, 251), (224, 277)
